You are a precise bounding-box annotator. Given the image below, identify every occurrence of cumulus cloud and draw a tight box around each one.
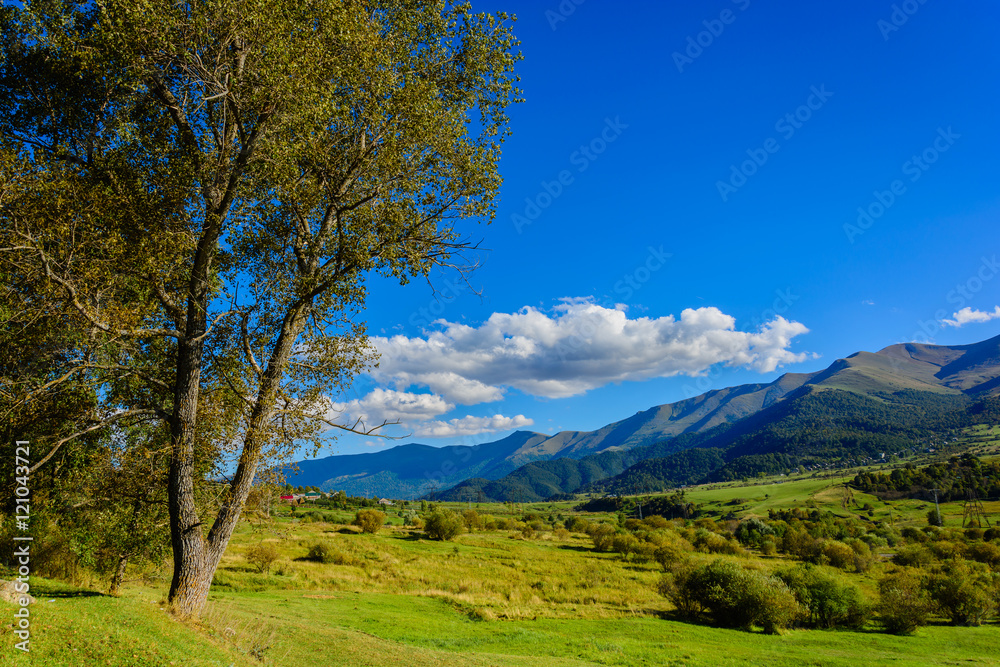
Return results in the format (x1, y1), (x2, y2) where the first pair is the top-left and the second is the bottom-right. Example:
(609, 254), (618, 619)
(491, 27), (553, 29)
(411, 414), (534, 438)
(370, 300), (812, 402)
(331, 388), (453, 426)
(330, 388), (531, 439)
(943, 306), (1000, 328)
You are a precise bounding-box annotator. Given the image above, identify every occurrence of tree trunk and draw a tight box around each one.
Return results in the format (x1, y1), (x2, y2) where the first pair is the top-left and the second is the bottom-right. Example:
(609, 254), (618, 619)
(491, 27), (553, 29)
(167, 303), (310, 617)
(109, 555), (128, 596)
(167, 335), (211, 616)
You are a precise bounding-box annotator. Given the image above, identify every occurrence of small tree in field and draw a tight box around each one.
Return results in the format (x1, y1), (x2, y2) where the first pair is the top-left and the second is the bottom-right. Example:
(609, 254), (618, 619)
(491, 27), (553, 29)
(246, 543), (280, 574)
(878, 570), (932, 634)
(353, 510), (386, 534)
(424, 510), (464, 541)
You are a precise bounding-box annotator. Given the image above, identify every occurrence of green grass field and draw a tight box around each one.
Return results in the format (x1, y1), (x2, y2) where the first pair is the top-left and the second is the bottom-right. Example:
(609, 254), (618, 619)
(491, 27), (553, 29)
(3, 447), (999, 666)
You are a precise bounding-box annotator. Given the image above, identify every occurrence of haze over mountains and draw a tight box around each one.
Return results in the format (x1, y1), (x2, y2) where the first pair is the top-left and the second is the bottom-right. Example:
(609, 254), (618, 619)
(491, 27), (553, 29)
(285, 334), (1000, 500)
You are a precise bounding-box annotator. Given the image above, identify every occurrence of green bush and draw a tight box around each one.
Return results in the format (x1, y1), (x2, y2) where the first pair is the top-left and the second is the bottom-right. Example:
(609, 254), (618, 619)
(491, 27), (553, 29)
(612, 534), (641, 560)
(966, 541), (1000, 569)
(924, 560), (996, 626)
(245, 543), (281, 574)
(642, 515), (670, 530)
(893, 544), (933, 567)
(657, 563), (704, 619)
(306, 542), (335, 563)
(877, 570), (932, 635)
(658, 558), (801, 634)
(462, 509), (481, 531)
(588, 523), (616, 552)
(304, 541), (359, 566)
(424, 510), (464, 541)
(352, 509), (386, 534)
(735, 517), (774, 548)
(777, 564), (870, 629)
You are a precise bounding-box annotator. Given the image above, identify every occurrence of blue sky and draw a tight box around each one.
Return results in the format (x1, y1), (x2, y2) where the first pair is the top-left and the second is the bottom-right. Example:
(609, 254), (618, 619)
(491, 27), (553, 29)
(322, 0), (1000, 456)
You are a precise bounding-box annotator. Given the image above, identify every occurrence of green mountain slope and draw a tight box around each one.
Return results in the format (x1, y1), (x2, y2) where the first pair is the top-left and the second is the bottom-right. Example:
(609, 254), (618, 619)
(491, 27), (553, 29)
(291, 334), (1000, 500)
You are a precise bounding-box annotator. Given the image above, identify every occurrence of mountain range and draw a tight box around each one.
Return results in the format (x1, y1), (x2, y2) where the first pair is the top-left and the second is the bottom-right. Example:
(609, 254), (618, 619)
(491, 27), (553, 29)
(284, 333), (1000, 500)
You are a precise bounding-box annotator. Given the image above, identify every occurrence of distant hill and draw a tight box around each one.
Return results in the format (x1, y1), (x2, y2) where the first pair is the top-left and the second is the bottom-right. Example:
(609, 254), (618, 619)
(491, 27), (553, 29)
(287, 334), (1000, 500)
(437, 334), (1000, 501)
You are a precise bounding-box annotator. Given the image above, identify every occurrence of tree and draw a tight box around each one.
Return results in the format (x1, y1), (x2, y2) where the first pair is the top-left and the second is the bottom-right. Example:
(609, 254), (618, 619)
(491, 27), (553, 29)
(353, 509), (386, 534)
(877, 570), (932, 634)
(1, 0), (520, 616)
(423, 510), (463, 541)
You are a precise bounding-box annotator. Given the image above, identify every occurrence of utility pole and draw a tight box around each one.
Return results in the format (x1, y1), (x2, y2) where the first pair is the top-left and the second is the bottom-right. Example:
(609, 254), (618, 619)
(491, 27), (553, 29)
(931, 488), (942, 526)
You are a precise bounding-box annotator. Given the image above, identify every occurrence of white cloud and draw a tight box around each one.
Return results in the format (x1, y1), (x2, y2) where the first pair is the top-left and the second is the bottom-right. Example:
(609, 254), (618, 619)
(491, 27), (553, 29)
(862, 299), (875, 306)
(331, 388), (453, 426)
(330, 388), (531, 438)
(411, 414), (534, 438)
(371, 300), (811, 402)
(943, 306), (1000, 328)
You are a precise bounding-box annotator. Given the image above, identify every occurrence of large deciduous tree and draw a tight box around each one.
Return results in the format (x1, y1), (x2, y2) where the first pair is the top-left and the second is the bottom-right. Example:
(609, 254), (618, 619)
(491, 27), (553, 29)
(0, 0), (520, 615)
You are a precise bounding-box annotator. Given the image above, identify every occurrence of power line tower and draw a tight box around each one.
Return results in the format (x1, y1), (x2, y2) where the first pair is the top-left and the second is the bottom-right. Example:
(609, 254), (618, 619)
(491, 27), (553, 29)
(962, 477), (992, 528)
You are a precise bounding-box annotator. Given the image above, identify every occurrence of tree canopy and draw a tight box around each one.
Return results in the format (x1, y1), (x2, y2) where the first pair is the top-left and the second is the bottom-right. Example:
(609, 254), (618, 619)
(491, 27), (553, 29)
(1, 0), (520, 615)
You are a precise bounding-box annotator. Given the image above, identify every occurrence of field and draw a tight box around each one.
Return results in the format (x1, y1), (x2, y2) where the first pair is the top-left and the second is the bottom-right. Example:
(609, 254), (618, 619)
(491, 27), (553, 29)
(3, 441), (1000, 666)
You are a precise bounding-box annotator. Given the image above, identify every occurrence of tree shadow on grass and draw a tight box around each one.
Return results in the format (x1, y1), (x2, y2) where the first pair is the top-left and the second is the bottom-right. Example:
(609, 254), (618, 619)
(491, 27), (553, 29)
(34, 587), (109, 599)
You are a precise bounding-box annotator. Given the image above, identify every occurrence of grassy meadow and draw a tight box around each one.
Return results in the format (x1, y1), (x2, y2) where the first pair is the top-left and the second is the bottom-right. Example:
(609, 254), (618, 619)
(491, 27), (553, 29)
(3, 437), (1000, 666)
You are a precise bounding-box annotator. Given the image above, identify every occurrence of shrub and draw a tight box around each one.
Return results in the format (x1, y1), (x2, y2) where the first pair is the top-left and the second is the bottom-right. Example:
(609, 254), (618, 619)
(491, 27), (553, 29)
(966, 541), (1000, 569)
(821, 540), (857, 571)
(654, 541), (691, 571)
(877, 570), (932, 635)
(462, 509), (481, 532)
(245, 543), (280, 574)
(424, 510), (464, 541)
(924, 561), (996, 626)
(926, 509), (944, 527)
(553, 527), (570, 540)
(695, 559), (801, 633)
(659, 559), (801, 633)
(643, 515), (670, 530)
(632, 541), (656, 564)
(588, 523), (616, 552)
(893, 545), (933, 567)
(657, 563), (704, 619)
(735, 517), (775, 548)
(612, 534), (641, 560)
(306, 542), (335, 563)
(777, 564), (870, 629)
(564, 516), (589, 533)
(353, 509), (386, 534)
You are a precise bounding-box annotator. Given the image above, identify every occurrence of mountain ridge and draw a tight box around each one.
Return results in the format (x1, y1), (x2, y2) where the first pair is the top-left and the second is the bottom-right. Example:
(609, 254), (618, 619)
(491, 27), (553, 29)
(285, 334), (1000, 499)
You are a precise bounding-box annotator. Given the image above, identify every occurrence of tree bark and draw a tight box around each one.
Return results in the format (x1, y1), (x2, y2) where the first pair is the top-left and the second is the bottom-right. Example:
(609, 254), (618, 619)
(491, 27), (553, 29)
(167, 302), (310, 616)
(109, 555), (129, 596)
